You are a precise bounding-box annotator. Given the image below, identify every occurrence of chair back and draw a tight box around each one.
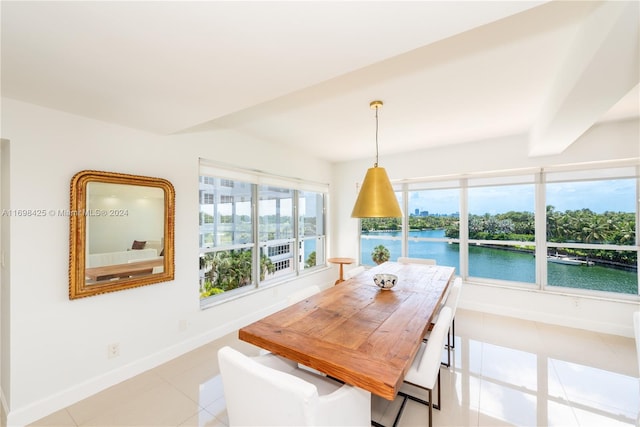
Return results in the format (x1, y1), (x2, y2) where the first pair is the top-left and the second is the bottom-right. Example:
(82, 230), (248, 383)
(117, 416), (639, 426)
(444, 278), (462, 320)
(218, 346), (319, 426)
(414, 307), (452, 388)
(397, 257), (436, 265)
(634, 311), (640, 377)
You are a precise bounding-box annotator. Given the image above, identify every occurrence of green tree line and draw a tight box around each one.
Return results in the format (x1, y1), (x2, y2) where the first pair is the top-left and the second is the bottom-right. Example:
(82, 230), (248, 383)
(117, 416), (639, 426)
(200, 250), (274, 298)
(362, 207), (636, 265)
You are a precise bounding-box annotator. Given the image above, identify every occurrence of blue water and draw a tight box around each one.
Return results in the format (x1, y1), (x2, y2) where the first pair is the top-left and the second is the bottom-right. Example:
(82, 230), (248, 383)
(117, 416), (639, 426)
(361, 230), (638, 295)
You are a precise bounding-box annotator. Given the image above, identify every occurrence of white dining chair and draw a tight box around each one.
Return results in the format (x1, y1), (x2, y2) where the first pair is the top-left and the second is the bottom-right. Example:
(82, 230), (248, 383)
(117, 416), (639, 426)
(218, 346), (371, 426)
(634, 311), (640, 376)
(440, 278), (462, 367)
(397, 257), (436, 265)
(393, 307), (453, 427)
(634, 311), (640, 427)
(423, 278), (462, 364)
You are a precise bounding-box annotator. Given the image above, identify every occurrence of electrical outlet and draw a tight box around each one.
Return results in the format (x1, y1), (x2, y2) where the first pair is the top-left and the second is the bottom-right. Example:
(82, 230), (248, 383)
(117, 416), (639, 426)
(107, 343), (120, 359)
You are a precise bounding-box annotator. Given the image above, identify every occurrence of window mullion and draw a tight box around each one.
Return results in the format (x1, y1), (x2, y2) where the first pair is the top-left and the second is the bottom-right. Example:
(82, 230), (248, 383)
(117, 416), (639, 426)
(252, 184), (259, 288)
(459, 179), (469, 280)
(535, 171), (546, 290)
(402, 183), (408, 258)
(293, 190), (300, 274)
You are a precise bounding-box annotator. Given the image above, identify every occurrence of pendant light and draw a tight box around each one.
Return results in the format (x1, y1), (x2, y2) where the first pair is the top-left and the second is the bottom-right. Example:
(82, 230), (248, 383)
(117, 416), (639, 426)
(351, 100), (402, 218)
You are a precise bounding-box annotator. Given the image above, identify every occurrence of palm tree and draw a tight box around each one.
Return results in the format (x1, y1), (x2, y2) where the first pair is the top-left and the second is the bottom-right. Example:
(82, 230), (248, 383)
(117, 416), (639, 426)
(371, 245), (390, 265)
(305, 251), (316, 268)
(581, 215), (611, 243)
(259, 253), (275, 281)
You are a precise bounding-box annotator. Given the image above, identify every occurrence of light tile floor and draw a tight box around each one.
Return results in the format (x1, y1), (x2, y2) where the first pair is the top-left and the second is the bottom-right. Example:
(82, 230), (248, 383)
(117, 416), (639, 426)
(28, 309), (639, 427)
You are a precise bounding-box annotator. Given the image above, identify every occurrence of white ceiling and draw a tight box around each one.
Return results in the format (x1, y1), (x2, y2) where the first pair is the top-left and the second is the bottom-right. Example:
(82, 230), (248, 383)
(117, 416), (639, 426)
(2, 1), (638, 163)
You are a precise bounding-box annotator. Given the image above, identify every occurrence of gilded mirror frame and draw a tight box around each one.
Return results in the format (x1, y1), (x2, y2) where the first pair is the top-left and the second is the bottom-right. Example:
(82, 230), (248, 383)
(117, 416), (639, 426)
(69, 170), (175, 299)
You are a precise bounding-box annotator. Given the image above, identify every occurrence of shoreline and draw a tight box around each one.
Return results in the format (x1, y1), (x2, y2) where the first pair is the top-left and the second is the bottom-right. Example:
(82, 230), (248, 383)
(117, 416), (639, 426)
(362, 230), (637, 273)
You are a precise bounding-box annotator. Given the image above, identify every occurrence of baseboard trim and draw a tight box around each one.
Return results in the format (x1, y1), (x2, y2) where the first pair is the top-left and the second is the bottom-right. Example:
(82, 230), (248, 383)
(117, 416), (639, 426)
(459, 282), (637, 338)
(5, 301), (283, 427)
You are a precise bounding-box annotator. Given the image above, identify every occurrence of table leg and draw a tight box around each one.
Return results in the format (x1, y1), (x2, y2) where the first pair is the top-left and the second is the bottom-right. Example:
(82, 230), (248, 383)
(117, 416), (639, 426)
(335, 263), (345, 285)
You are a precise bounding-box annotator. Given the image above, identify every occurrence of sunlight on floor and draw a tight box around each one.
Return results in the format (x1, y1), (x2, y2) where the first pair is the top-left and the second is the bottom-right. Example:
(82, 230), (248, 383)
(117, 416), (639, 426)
(27, 309), (639, 427)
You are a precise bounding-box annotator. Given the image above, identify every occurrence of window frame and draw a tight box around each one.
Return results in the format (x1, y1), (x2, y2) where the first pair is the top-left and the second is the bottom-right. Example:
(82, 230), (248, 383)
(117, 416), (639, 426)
(199, 160), (328, 308)
(357, 161), (639, 300)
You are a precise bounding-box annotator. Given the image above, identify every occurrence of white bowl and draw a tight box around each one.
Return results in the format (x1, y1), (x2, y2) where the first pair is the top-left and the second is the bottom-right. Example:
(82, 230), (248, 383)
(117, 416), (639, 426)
(373, 273), (397, 290)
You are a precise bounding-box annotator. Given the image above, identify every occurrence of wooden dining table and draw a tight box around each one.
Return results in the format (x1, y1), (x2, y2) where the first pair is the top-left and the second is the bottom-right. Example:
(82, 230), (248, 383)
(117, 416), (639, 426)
(239, 261), (455, 401)
(85, 258), (164, 281)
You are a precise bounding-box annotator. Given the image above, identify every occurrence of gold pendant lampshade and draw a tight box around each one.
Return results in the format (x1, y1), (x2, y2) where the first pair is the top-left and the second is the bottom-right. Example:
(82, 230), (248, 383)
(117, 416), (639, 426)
(351, 100), (402, 218)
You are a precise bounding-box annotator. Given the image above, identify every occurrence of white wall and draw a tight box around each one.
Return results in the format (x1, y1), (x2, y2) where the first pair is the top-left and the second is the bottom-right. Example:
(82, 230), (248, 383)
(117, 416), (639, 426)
(0, 98), (335, 426)
(1, 97), (638, 425)
(332, 119), (640, 336)
(88, 190), (165, 253)
(1, 139), (9, 427)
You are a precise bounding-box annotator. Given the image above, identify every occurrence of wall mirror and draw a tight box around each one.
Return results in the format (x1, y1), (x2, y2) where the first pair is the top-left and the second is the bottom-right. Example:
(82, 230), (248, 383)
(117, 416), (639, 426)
(69, 170), (175, 299)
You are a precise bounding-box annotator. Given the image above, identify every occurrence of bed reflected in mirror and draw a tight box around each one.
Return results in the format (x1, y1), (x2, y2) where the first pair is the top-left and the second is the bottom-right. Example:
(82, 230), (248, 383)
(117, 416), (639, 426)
(69, 170), (175, 299)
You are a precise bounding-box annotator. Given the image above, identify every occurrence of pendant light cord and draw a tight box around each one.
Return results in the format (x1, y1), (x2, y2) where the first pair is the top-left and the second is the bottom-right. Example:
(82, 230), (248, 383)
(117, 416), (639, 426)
(374, 105), (379, 167)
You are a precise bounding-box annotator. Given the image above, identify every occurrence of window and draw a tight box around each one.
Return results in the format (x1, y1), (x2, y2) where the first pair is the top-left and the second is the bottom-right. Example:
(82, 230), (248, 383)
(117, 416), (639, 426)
(199, 176), (255, 298)
(545, 169), (637, 295)
(199, 161), (327, 305)
(259, 185), (295, 281)
(299, 191), (326, 270)
(407, 184), (460, 272)
(357, 163), (639, 298)
(467, 177), (535, 284)
(359, 191), (403, 266)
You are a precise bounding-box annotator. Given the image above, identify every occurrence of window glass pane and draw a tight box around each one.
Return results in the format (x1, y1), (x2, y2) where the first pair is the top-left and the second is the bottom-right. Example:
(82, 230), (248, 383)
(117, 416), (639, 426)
(261, 244), (292, 281)
(468, 184), (535, 283)
(546, 178), (637, 295)
(259, 185), (294, 281)
(199, 177), (253, 248)
(469, 243), (536, 283)
(299, 191), (324, 236)
(259, 185), (294, 241)
(199, 248), (254, 298)
(361, 235), (401, 266)
(299, 191), (325, 270)
(300, 236), (325, 269)
(408, 188), (460, 229)
(407, 240), (460, 271)
(359, 193), (402, 266)
(302, 238), (317, 268)
(546, 179), (636, 245)
(547, 248), (638, 294)
(407, 188), (460, 268)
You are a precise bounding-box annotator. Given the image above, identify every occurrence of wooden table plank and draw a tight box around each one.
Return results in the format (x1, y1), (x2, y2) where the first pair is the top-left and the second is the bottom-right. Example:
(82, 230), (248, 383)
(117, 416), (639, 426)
(239, 261), (455, 400)
(85, 258), (164, 281)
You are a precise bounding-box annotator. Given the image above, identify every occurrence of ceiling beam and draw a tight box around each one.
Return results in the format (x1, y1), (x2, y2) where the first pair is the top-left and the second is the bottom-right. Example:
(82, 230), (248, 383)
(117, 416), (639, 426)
(528, 1), (639, 157)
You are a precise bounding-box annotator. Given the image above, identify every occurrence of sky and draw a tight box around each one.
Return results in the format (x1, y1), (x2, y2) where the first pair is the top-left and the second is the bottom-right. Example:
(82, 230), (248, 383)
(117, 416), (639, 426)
(408, 179), (636, 216)
(208, 178), (636, 217)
